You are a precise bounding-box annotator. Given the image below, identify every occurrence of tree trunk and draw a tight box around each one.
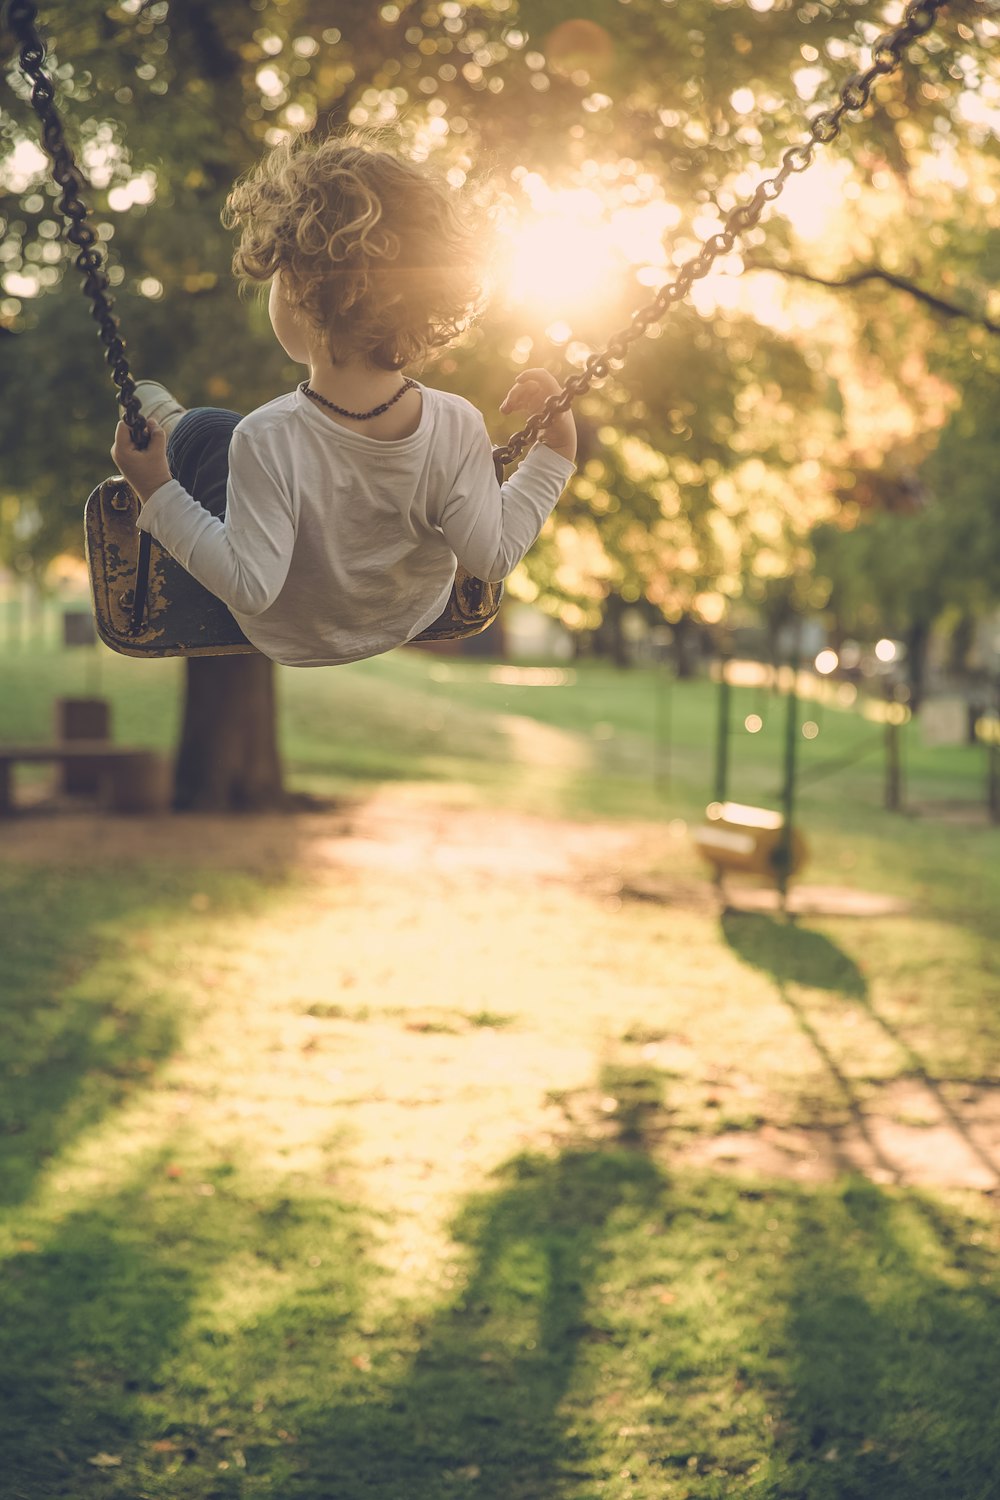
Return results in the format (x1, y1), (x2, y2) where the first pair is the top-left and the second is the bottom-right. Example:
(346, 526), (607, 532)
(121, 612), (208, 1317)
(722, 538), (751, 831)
(174, 656), (285, 811)
(672, 614), (700, 679)
(905, 618), (931, 712)
(599, 594), (632, 669)
(948, 612), (975, 676)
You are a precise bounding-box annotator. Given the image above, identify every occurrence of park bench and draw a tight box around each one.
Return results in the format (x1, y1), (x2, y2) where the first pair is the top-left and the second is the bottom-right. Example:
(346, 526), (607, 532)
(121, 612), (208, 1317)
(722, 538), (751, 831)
(0, 742), (170, 816)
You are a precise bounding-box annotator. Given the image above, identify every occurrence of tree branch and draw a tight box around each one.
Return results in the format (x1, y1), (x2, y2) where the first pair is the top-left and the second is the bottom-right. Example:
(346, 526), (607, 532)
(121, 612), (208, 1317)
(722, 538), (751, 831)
(743, 258), (1000, 336)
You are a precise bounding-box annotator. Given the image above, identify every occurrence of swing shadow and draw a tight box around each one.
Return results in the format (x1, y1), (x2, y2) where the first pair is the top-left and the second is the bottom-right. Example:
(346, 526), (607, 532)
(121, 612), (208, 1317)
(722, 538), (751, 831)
(720, 909), (868, 999)
(720, 911), (1000, 1190)
(722, 910), (901, 1181)
(2, 1106), (669, 1498)
(6, 1081), (1000, 1498)
(780, 1176), (1000, 1499)
(695, 918), (1000, 1489)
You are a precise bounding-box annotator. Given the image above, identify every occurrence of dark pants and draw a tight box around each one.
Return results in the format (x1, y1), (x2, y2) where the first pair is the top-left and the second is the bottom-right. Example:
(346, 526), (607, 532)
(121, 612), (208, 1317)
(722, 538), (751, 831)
(167, 407), (243, 519)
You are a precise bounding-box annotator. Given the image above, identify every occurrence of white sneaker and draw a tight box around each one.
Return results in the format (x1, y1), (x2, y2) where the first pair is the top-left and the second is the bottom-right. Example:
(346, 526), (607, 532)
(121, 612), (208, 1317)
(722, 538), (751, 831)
(132, 380), (188, 436)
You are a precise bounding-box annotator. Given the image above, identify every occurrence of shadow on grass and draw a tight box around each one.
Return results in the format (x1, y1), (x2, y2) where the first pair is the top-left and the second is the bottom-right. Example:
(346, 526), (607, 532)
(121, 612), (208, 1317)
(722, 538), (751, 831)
(1, 1129), (665, 1499)
(3, 1110), (999, 1498)
(721, 910), (1000, 1189)
(780, 1178), (1000, 1500)
(175, 1147), (1000, 1500)
(0, 864), (286, 1210)
(1, 1164), (206, 1493)
(229, 1142), (669, 1500)
(0, 1150), (371, 1499)
(720, 911), (868, 999)
(717, 913), (1000, 1489)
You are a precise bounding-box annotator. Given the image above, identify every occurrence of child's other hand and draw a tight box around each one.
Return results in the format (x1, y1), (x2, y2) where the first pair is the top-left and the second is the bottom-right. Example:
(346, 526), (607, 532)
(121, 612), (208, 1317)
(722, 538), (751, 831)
(111, 417), (172, 503)
(500, 367), (576, 463)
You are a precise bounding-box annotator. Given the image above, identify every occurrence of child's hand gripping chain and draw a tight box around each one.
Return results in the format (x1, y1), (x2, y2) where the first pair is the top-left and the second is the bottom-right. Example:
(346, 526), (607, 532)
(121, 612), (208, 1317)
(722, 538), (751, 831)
(111, 417), (172, 503)
(500, 368), (577, 466)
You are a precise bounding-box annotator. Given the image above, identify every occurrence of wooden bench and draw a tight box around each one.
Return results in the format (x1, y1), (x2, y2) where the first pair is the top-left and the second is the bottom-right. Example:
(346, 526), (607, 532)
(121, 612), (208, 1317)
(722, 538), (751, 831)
(0, 742), (170, 815)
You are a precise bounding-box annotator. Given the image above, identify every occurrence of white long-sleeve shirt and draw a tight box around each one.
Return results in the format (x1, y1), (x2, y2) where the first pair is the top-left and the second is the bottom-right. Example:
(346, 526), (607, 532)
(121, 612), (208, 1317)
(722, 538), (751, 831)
(137, 383), (575, 667)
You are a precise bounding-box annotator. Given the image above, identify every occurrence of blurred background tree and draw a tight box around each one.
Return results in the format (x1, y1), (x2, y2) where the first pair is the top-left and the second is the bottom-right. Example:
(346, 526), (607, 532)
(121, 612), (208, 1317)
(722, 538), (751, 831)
(1, 0), (997, 804)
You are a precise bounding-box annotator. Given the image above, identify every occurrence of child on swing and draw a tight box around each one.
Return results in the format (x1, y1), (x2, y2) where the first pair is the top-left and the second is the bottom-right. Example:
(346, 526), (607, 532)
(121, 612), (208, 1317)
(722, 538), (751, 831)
(111, 132), (576, 667)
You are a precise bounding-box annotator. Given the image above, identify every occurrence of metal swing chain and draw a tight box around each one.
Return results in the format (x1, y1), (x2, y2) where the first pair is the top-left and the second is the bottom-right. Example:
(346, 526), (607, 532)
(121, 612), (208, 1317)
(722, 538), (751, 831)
(493, 0), (951, 468)
(4, 0), (951, 467)
(6, 0), (149, 448)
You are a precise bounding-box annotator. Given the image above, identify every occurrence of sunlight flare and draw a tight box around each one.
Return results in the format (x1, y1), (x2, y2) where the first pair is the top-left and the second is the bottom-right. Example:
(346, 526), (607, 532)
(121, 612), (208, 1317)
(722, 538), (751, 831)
(496, 172), (682, 329)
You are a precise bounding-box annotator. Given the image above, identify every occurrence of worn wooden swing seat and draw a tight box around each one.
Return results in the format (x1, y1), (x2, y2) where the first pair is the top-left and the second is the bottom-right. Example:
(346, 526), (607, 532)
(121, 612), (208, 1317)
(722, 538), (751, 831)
(692, 801), (808, 884)
(86, 476), (503, 659)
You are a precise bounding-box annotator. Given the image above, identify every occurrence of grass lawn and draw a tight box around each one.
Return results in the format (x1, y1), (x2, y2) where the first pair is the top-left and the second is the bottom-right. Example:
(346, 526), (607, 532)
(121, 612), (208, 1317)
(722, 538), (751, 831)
(1, 642), (998, 1499)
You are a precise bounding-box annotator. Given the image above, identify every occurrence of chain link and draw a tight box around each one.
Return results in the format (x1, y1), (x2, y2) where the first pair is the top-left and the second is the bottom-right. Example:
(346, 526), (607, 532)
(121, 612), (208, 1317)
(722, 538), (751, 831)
(7, 0), (149, 446)
(493, 0), (950, 467)
(7, 0), (951, 464)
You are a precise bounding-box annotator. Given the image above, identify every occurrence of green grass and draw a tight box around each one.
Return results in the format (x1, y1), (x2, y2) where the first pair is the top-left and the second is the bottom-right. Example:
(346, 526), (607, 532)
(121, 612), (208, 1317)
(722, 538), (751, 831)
(2, 636), (995, 815)
(1, 641), (999, 1498)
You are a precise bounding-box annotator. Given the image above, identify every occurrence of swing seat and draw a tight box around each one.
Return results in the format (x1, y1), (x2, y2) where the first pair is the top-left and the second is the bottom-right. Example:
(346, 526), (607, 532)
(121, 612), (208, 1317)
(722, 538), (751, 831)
(85, 477), (503, 659)
(86, 477), (253, 657)
(692, 801), (808, 883)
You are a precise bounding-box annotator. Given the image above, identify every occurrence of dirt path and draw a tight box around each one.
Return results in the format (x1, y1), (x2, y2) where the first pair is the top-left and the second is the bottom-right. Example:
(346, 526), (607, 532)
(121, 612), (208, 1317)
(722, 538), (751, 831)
(4, 792), (998, 1203)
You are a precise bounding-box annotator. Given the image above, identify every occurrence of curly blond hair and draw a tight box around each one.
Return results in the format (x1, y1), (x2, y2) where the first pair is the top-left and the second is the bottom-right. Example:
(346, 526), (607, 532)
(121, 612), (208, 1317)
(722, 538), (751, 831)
(223, 130), (487, 370)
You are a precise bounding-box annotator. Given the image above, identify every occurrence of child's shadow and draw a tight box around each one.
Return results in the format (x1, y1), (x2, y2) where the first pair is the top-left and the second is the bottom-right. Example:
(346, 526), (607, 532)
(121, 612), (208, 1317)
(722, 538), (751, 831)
(256, 1144), (667, 1499)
